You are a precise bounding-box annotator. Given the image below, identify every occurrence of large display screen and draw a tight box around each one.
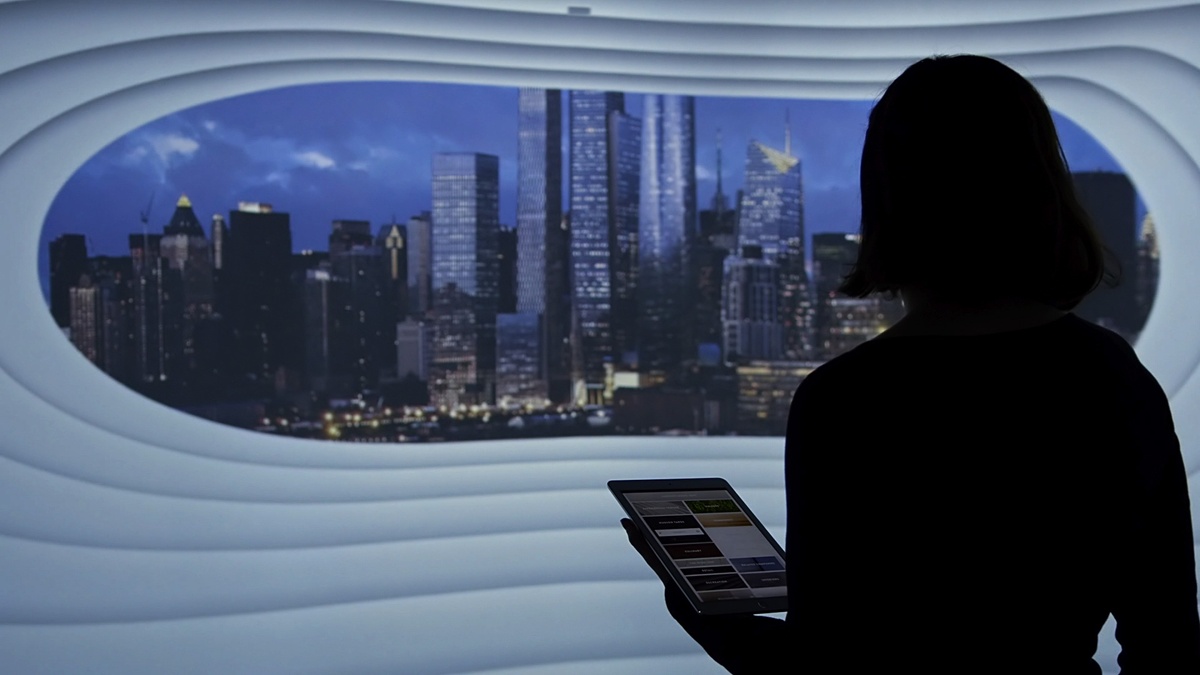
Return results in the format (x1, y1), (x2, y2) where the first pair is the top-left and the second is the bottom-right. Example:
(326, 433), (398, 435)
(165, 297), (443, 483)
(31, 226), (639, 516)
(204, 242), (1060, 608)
(38, 81), (1154, 443)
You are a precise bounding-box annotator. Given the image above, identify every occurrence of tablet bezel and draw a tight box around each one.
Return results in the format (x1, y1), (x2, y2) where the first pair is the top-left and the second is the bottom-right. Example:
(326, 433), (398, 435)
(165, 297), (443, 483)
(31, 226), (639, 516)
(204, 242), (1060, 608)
(609, 477), (788, 616)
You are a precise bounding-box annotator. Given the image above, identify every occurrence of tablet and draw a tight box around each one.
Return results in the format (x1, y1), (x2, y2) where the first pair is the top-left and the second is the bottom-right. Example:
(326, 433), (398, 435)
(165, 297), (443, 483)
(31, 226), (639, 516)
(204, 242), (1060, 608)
(609, 477), (788, 615)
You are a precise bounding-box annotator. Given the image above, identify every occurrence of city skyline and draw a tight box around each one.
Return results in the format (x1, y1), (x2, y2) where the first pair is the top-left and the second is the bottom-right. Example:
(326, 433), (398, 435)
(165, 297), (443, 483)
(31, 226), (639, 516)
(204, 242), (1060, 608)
(39, 80), (1155, 440)
(38, 79), (1138, 297)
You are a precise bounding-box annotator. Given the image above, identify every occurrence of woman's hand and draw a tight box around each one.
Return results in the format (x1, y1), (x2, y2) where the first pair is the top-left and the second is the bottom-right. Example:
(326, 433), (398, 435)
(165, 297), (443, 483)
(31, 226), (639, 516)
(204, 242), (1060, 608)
(620, 518), (674, 587)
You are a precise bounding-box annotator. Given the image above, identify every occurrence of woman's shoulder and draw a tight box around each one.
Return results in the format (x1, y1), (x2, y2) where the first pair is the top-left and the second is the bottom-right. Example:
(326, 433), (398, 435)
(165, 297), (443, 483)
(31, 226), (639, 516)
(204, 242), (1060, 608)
(793, 313), (1156, 399)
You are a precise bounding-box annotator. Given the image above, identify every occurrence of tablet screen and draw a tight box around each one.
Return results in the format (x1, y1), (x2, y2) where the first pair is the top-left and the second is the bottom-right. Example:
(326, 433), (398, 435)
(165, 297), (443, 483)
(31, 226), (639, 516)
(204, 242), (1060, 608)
(625, 488), (786, 604)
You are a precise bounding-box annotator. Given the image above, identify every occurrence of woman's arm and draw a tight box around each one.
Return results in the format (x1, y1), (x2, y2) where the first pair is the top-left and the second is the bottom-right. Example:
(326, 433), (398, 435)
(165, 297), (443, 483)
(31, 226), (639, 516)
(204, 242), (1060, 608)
(1111, 370), (1200, 671)
(624, 374), (829, 673)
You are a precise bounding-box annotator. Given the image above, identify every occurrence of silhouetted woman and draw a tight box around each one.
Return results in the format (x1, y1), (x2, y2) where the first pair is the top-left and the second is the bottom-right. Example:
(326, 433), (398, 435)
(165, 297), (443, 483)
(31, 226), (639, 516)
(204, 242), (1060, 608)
(624, 55), (1200, 673)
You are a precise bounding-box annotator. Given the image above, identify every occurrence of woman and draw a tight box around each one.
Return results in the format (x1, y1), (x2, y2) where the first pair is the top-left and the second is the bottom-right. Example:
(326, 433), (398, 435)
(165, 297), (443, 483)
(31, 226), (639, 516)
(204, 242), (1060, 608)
(623, 55), (1199, 672)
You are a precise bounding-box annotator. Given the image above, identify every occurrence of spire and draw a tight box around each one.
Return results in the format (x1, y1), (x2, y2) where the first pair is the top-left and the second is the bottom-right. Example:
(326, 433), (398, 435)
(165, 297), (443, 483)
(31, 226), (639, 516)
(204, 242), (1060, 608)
(716, 128), (724, 198)
(177, 193), (192, 208)
(784, 109), (792, 157)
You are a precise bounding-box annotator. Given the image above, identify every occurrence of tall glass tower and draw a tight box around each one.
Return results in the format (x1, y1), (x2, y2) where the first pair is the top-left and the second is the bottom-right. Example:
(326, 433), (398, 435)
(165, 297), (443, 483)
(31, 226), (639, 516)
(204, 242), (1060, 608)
(608, 109), (641, 369)
(638, 94), (696, 376)
(568, 91), (624, 401)
(430, 153), (500, 407)
(738, 138), (802, 263)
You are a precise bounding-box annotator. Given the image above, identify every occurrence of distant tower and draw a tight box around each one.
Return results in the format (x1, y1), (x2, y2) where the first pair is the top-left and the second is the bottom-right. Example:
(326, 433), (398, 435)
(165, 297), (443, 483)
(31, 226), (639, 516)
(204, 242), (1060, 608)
(128, 232), (182, 385)
(569, 91), (632, 401)
(498, 226), (518, 314)
(331, 226), (389, 395)
(378, 221), (409, 324)
(430, 153), (500, 407)
(405, 212), (432, 317)
(49, 234), (88, 329)
(225, 201), (295, 390)
(159, 194), (214, 367)
(638, 93), (696, 377)
(516, 88), (567, 402)
(722, 246), (781, 362)
(738, 137), (802, 263)
(738, 124), (811, 359)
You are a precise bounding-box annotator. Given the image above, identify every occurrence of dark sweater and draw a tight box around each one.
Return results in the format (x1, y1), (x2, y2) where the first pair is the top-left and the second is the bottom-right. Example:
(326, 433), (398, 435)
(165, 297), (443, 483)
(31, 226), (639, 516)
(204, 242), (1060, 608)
(668, 314), (1200, 673)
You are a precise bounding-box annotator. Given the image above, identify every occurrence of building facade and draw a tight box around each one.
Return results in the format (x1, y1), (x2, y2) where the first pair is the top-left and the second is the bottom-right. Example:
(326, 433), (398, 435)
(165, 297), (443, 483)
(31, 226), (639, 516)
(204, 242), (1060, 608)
(638, 94), (696, 377)
(430, 153), (501, 407)
(568, 90), (625, 402)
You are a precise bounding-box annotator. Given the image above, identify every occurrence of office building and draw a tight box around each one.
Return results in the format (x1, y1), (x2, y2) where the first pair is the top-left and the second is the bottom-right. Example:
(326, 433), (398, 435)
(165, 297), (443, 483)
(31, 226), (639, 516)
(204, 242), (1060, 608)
(498, 226), (517, 314)
(568, 90), (624, 401)
(225, 202), (296, 390)
(638, 94), (696, 377)
(496, 312), (546, 407)
(735, 360), (819, 434)
(49, 234), (88, 329)
(330, 233), (390, 395)
(516, 88), (569, 403)
(812, 233), (861, 360)
(722, 247), (782, 362)
(396, 318), (432, 382)
(406, 212), (432, 317)
(377, 222), (409, 326)
(159, 195), (214, 367)
(128, 233), (183, 386)
(738, 134), (803, 264)
(430, 153), (500, 407)
(609, 108), (641, 368)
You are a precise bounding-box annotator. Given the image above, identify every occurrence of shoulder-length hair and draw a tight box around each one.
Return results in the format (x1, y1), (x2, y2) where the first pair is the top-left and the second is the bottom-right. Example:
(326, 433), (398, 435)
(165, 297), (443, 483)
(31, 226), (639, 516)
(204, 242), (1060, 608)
(839, 54), (1118, 309)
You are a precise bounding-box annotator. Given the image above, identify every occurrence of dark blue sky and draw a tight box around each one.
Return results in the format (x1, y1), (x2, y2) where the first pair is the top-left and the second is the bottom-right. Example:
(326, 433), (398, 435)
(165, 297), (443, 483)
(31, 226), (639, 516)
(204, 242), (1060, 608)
(39, 80), (1134, 293)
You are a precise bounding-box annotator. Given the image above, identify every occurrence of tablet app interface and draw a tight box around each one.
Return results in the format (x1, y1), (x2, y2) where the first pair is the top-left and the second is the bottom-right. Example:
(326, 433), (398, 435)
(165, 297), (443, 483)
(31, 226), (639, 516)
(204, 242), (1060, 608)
(627, 490), (785, 603)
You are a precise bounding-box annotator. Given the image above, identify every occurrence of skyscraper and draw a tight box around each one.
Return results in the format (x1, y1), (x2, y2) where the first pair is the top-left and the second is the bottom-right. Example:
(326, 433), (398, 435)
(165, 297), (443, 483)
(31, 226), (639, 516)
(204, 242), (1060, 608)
(694, 131), (737, 364)
(638, 94), (696, 376)
(377, 222), (409, 325)
(608, 109), (641, 368)
(406, 212), (432, 317)
(159, 195), (213, 368)
(225, 202), (295, 391)
(430, 153), (500, 407)
(515, 88), (565, 403)
(812, 233), (860, 360)
(737, 129), (811, 359)
(330, 222), (390, 395)
(496, 312), (545, 407)
(569, 91), (624, 402)
(49, 234), (88, 330)
(738, 137), (803, 263)
(722, 246), (782, 362)
(128, 233), (183, 387)
(498, 226), (518, 314)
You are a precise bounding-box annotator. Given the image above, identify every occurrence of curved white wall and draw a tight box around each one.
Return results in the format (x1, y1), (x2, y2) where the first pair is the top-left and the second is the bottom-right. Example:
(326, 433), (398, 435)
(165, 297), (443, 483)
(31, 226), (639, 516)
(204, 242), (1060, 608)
(1, 2), (1197, 672)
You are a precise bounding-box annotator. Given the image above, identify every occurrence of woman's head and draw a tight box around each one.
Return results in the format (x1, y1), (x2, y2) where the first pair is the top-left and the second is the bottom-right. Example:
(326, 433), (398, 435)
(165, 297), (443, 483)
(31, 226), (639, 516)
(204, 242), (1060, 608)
(840, 54), (1115, 309)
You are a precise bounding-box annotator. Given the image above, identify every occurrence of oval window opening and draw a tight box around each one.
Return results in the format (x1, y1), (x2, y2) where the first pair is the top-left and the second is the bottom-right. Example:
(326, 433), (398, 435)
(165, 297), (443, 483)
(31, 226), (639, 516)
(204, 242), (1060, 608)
(39, 81), (1156, 441)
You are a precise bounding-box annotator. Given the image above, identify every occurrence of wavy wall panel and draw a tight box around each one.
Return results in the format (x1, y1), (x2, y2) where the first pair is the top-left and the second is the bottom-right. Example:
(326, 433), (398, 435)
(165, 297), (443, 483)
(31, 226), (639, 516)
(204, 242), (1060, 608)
(1, 1), (1197, 672)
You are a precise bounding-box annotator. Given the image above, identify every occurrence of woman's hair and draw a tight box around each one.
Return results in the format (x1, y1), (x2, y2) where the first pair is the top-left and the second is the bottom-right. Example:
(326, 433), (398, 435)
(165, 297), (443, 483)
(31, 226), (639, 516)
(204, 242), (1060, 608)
(839, 54), (1119, 309)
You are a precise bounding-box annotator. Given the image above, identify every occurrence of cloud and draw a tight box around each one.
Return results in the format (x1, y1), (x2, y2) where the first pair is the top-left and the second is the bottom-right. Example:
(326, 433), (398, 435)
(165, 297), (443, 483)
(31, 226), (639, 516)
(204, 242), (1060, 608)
(149, 133), (200, 163)
(695, 164), (715, 181)
(202, 120), (218, 132)
(295, 150), (335, 169)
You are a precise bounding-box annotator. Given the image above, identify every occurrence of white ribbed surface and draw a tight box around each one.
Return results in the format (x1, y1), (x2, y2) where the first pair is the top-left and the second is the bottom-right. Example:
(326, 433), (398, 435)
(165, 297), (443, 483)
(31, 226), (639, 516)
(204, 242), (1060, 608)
(1, 1), (1197, 672)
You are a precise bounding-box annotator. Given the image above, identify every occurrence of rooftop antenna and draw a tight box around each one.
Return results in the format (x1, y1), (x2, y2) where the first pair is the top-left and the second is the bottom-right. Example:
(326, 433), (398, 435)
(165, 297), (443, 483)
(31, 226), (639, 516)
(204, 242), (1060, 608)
(784, 108), (792, 156)
(138, 190), (155, 226)
(715, 128), (724, 200)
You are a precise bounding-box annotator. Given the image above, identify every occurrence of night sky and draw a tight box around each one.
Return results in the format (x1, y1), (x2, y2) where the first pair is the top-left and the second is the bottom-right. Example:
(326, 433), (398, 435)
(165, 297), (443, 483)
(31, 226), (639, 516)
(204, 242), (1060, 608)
(39, 80), (1135, 295)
